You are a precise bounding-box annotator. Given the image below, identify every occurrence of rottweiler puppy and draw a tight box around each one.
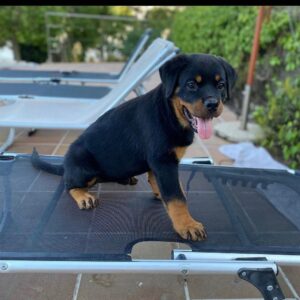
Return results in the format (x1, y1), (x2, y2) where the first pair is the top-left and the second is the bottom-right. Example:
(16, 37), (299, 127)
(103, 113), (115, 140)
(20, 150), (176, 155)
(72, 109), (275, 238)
(32, 53), (237, 241)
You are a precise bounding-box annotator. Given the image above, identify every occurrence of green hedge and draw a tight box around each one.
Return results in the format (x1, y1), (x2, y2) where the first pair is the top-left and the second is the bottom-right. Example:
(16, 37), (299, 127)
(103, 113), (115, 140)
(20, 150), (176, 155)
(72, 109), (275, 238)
(170, 6), (300, 169)
(253, 78), (300, 169)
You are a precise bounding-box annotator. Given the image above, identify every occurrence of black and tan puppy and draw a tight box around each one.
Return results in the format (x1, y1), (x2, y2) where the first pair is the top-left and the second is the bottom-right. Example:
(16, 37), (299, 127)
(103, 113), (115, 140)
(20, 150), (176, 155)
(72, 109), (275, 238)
(32, 54), (237, 241)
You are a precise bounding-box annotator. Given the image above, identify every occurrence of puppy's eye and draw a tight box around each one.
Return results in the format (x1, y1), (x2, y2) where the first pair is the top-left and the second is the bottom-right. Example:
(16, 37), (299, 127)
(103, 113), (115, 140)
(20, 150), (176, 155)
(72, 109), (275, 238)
(217, 82), (225, 90)
(186, 81), (197, 91)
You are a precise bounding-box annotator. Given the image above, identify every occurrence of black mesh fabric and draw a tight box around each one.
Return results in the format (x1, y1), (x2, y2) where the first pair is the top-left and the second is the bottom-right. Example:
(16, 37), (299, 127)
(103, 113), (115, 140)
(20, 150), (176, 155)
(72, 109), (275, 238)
(0, 154), (300, 261)
(0, 83), (111, 99)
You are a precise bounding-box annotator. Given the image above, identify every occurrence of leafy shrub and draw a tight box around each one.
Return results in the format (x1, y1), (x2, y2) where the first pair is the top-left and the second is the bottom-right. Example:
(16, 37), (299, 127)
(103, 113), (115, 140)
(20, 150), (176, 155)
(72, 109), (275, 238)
(170, 7), (293, 111)
(253, 78), (300, 169)
(170, 6), (300, 168)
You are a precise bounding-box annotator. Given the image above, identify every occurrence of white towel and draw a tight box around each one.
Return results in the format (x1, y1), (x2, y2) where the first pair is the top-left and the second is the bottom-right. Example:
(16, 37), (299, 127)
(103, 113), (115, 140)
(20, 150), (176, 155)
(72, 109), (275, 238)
(219, 142), (290, 170)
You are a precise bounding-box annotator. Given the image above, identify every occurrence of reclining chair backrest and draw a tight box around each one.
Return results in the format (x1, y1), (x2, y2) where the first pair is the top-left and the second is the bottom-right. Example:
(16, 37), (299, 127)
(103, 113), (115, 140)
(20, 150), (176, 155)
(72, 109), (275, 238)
(0, 38), (177, 130)
(86, 38), (177, 120)
(118, 28), (153, 81)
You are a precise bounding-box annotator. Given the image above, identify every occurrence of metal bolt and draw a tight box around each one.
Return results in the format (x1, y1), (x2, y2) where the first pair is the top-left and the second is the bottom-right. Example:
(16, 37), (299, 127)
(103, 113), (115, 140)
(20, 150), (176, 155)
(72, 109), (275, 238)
(241, 271), (247, 277)
(267, 285), (274, 291)
(181, 269), (188, 275)
(273, 297), (278, 300)
(1, 264), (8, 271)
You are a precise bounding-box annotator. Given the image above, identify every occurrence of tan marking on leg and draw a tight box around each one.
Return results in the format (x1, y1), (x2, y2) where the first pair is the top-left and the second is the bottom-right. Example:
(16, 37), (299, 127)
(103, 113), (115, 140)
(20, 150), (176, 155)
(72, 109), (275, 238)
(147, 171), (161, 200)
(166, 200), (207, 241)
(69, 188), (98, 210)
(174, 146), (187, 161)
(195, 75), (202, 83)
(179, 181), (186, 198)
(87, 177), (97, 187)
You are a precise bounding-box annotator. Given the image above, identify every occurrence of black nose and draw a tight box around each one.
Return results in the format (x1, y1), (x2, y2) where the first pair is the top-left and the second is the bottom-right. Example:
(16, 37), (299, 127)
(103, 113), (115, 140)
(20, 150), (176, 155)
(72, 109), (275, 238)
(204, 98), (219, 112)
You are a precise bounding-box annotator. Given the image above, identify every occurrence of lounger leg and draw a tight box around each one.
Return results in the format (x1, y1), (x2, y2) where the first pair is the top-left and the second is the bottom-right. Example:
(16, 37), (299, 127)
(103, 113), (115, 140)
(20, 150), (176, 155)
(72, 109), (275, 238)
(134, 83), (146, 96)
(238, 268), (285, 300)
(28, 128), (37, 136)
(0, 128), (15, 153)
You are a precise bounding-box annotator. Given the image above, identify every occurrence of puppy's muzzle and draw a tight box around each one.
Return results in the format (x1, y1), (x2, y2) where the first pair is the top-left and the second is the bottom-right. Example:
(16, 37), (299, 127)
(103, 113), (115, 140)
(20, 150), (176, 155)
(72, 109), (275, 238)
(203, 97), (219, 113)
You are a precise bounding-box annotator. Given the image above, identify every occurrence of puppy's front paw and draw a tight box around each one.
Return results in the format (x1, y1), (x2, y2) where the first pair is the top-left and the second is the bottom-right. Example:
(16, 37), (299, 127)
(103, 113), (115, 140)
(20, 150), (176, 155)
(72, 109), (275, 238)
(70, 189), (99, 210)
(174, 218), (207, 241)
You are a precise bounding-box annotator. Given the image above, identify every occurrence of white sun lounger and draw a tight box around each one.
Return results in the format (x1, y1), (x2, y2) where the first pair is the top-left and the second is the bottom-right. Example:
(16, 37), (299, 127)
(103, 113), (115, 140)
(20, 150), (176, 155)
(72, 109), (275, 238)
(0, 38), (179, 152)
(0, 28), (153, 84)
(0, 153), (299, 300)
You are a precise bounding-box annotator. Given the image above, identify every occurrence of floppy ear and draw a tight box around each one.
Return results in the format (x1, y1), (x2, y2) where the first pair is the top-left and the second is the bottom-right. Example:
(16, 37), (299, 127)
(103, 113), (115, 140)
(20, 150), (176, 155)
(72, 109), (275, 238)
(159, 54), (189, 98)
(215, 56), (237, 101)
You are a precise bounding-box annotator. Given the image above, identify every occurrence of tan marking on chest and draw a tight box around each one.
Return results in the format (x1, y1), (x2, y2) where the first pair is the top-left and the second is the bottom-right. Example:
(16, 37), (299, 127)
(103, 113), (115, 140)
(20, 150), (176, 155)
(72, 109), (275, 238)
(174, 146), (187, 161)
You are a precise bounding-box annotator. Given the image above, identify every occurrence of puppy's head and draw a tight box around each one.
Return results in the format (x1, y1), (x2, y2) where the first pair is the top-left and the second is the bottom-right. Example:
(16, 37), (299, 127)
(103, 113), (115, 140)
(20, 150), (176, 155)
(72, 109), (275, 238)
(159, 54), (237, 139)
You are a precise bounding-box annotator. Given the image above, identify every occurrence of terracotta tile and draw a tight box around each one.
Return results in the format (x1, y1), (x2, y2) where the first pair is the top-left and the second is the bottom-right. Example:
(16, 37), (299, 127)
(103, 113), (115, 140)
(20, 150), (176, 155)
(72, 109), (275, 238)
(0, 274), (76, 300)
(205, 145), (234, 166)
(0, 128), (26, 143)
(0, 128), (11, 143)
(15, 129), (67, 143)
(64, 130), (83, 144)
(55, 144), (70, 156)
(183, 142), (208, 158)
(78, 273), (185, 300)
(202, 134), (233, 146)
(7, 143), (56, 155)
(281, 266), (300, 294)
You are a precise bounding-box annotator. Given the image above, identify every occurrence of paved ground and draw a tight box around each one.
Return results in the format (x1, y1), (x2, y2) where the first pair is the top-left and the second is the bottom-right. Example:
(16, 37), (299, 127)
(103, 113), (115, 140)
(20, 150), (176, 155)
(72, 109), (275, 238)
(0, 62), (299, 300)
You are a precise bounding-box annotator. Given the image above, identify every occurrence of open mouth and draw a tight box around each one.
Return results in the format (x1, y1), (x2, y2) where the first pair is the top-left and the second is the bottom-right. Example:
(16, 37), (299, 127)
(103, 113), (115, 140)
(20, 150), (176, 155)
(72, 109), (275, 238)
(183, 107), (213, 139)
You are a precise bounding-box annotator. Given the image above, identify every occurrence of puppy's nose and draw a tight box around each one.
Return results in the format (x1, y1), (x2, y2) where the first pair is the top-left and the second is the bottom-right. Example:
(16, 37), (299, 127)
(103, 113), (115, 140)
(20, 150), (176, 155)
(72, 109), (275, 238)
(204, 98), (219, 112)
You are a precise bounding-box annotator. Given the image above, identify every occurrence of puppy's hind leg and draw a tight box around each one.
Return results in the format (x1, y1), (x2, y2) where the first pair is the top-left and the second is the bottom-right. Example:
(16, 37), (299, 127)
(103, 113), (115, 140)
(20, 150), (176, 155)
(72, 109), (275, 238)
(147, 170), (162, 200)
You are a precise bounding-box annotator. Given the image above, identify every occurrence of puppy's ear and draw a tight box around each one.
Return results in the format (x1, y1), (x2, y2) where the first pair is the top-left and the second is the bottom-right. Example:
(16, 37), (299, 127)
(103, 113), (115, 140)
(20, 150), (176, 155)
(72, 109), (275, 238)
(215, 56), (237, 101)
(159, 54), (189, 98)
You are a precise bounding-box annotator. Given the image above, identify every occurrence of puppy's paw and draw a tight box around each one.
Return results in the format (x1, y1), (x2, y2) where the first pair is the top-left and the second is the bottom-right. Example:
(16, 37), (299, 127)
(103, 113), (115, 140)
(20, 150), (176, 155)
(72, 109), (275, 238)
(174, 219), (207, 241)
(70, 189), (99, 210)
(153, 192), (162, 200)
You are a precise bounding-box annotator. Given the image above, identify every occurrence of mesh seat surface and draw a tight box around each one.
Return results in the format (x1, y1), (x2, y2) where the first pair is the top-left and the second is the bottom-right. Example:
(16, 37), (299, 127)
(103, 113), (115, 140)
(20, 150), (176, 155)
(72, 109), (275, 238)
(1, 154), (300, 261)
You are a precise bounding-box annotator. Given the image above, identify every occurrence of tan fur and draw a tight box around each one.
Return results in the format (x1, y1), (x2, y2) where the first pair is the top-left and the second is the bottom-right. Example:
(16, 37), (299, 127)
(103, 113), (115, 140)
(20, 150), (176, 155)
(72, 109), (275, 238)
(174, 146), (187, 161)
(172, 96), (190, 128)
(147, 171), (161, 200)
(167, 200), (206, 241)
(215, 74), (221, 81)
(216, 101), (224, 116)
(195, 75), (202, 83)
(87, 177), (97, 187)
(69, 188), (97, 209)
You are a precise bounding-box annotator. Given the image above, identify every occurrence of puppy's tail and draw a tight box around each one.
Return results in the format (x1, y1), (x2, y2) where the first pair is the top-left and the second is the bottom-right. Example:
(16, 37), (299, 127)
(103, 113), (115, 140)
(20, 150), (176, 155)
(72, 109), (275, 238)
(31, 147), (64, 176)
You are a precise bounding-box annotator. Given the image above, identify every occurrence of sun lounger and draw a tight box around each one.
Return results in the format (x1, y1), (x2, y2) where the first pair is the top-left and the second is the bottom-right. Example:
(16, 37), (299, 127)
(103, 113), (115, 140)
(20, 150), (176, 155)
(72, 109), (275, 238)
(0, 28), (153, 84)
(0, 153), (299, 299)
(0, 38), (179, 152)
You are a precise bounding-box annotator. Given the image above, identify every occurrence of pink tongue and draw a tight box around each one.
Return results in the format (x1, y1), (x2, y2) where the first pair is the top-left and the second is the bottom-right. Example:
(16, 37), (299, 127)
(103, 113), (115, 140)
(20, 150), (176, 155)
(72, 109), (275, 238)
(196, 118), (213, 139)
